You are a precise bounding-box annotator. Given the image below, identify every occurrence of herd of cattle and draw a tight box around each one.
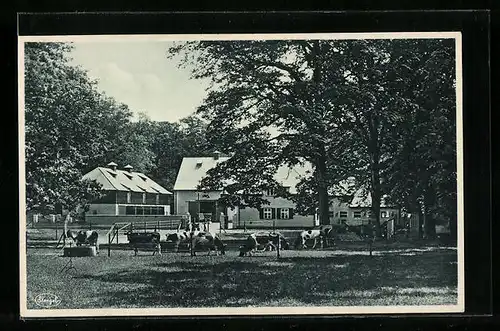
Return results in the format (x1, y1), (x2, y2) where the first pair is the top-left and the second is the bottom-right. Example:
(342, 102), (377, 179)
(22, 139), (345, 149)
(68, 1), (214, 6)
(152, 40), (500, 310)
(63, 224), (343, 257)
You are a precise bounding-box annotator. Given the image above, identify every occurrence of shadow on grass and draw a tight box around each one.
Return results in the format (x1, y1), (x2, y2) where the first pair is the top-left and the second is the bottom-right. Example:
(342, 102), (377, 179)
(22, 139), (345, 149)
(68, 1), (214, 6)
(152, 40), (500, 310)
(72, 252), (457, 308)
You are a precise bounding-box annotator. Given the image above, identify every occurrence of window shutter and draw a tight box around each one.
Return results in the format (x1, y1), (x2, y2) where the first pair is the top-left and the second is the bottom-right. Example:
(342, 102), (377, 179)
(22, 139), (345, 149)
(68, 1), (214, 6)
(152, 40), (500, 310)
(277, 208), (281, 219)
(271, 208), (276, 219)
(289, 208), (294, 219)
(259, 208), (264, 220)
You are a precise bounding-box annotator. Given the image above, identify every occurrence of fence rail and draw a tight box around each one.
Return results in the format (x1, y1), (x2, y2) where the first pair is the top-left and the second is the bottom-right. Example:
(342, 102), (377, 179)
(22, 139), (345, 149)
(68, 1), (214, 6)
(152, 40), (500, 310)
(105, 218), (186, 256)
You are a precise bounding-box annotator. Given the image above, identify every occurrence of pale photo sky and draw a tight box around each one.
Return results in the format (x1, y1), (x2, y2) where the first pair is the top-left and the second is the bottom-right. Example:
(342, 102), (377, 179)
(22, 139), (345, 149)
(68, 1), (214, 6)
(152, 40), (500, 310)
(69, 41), (210, 123)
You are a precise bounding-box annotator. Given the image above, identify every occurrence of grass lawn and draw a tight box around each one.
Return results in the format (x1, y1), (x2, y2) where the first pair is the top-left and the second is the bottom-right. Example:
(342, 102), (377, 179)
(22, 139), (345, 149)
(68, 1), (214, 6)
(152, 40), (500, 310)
(26, 245), (458, 309)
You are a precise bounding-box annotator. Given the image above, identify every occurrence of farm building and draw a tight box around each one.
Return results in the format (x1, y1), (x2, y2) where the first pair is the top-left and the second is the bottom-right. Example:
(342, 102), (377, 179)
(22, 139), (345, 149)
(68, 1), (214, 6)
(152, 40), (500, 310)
(173, 152), (316, 229)
(327, 189), (401, 226)
(82, 162), (173, 219)
(173, 153), (400, 229)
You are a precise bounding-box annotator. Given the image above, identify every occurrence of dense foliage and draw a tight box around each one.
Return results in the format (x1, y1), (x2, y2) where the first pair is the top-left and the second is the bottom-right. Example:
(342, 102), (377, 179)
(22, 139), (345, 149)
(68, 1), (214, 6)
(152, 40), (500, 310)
(24, 42), (212, 215)
(168, 39), (457, 238)
(24, 39), (457, 240)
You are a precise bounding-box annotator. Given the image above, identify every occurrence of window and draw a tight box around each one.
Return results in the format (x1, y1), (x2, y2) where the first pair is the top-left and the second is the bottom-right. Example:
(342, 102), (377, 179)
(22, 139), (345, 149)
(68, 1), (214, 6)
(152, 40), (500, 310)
(381, 211), (388, 218)
(126, 192), (131, 203)
(263, 208), (273, 220)
(339, 211), (348, 218)
(157, 207), (165, 215)
(142, 193), (146, 204)
(126, 206), (135, 215)
(280, 208), (290, 220)
(390, 211), (395, 217)
(353, 211), (362, 218)
(264, 189), (275, 196)
(155, 194), (159, 205)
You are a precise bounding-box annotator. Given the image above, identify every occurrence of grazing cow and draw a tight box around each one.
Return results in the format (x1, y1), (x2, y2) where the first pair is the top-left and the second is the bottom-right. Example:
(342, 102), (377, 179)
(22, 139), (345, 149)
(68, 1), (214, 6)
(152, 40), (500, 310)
(267, 232), (290, 250)
(239, 233), (259, 257)
(239, 232), (290, 256)
(191, 231), (226, 256)
(127, 232), (161, 256)
(165, 231), (191, 252)
(294, 229), (323, 249)
(67, 230), (99, 253)
(255, 232), (290, 251)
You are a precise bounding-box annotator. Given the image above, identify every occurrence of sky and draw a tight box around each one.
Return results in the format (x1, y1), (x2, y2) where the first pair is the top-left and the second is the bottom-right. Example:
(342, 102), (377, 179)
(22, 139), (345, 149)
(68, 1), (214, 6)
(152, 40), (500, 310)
(69, 41), (210, 123)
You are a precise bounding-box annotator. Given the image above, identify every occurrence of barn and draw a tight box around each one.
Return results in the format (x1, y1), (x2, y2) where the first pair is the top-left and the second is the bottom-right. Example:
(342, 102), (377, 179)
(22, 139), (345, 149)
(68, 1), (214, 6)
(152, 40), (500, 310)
(82, 162), (173, 220)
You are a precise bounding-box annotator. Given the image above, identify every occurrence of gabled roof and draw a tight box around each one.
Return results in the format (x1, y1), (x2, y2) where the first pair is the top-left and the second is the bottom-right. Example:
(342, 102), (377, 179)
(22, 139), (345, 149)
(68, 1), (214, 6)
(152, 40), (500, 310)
(173, 157), (313, 194)
(83, 166), (172, 195)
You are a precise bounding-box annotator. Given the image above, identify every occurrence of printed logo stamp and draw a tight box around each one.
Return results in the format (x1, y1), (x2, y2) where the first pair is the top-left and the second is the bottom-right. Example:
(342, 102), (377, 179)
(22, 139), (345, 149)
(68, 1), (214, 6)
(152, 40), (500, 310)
(34, 293), (61, 308)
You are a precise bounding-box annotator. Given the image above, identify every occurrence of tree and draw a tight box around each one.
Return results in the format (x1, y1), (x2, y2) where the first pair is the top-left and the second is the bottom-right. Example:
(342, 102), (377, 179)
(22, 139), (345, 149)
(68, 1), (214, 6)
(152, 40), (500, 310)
(168, 40), (354, 230)
(168, 38), (457, 238)
(24, 42), (133, 215)
(382, 39), (456, 239)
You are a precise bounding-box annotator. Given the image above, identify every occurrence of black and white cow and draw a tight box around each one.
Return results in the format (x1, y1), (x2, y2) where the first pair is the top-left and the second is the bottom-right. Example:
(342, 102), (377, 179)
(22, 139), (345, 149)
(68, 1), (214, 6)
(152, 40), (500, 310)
(191, 231), (226, 256)
(67, 230), (99, 253)
(127, 232), (161, 256)
(239, 233), (259, 257)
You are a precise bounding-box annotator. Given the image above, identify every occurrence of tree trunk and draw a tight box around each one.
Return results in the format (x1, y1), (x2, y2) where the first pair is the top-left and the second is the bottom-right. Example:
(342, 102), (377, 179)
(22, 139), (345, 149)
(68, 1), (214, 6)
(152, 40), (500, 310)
(449, 213), (457, 243)
(316, 155), (330, 227)
(370, 154), (382, 238)
(367, 114), (382, 238)
(423, 190), (436, 239)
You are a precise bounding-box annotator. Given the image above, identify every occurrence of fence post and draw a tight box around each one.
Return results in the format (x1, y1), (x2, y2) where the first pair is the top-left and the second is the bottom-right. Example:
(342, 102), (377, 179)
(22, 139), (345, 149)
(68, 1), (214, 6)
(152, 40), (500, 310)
(108, 232), (111, 257)
(190, 231), (194, 257)
(277, 233), (281, 259)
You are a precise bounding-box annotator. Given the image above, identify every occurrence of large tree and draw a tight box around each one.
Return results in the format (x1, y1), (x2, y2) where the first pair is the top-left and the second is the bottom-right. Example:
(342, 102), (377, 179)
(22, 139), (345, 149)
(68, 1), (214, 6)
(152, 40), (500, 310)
(168, 39), (457, 238)
(382, 39), (457, 239)
(168, 40), (359, 230)
(24, 42), (133, 215)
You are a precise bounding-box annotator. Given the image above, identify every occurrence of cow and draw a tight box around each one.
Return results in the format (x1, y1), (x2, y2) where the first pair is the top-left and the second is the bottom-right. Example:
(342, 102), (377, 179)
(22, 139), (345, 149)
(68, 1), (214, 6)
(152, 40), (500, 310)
(239, 233), (259, 257)
(191, 231), (226, 256)
(166, 230), (204, 252)
(254, 232), (290, 251)
(294, 225), (336, 249)
(127, 232), (161, 256)
(294, 229), (322, 249)
(66, 230), (99, 253)
(239, 232), (290, 256)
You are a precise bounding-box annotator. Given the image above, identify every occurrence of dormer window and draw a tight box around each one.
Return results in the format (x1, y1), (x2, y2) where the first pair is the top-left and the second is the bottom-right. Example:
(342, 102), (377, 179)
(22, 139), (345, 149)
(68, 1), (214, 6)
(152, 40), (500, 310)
(264, 189), (275, 196)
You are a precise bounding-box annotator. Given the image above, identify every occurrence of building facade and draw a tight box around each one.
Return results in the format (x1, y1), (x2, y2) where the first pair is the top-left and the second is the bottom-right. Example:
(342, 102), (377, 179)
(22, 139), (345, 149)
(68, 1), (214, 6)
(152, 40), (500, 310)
(173, 153), (316, 229)
(82, 162), (173, 217)
(173, 153), (400, 229)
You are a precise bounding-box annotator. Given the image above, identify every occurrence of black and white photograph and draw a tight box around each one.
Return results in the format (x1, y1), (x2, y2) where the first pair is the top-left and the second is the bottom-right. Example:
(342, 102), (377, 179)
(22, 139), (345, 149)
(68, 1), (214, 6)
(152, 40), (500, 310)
(19, 32), (464, 317)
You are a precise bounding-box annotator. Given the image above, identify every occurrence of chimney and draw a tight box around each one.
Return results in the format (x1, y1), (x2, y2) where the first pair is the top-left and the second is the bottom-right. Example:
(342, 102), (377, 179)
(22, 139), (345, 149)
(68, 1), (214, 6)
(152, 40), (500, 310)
(123, 164), (133, 173)
(213, 151), (221, 160)
(107, 162), (118, 171)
